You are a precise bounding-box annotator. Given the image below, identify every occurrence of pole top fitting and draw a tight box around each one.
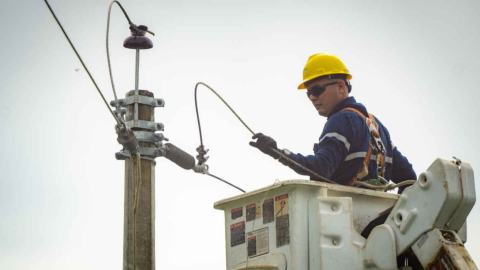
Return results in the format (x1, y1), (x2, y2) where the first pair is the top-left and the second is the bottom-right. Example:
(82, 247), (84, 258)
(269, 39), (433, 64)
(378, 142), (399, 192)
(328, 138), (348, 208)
(123, 24), (153, 50)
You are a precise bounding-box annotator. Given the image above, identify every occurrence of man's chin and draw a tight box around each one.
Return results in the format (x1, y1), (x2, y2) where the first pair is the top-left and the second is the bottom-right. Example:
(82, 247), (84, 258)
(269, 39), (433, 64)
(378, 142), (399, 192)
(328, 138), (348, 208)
(316, 108), (327, 117)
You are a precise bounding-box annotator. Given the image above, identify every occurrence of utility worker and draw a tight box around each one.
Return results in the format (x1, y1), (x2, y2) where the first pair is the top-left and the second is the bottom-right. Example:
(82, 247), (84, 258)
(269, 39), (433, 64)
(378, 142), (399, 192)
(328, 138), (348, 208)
(250, 53), (416, 193)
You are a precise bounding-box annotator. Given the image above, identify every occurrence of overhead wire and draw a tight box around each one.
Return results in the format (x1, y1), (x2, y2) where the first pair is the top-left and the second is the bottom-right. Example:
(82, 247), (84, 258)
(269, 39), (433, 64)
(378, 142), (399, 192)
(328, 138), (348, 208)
(194, 82), (337, 185)
(106, 0), (134, 102)
(44, 0), (121, 125)
(195, 82), (255, 147)
(206, 173), (246, 193)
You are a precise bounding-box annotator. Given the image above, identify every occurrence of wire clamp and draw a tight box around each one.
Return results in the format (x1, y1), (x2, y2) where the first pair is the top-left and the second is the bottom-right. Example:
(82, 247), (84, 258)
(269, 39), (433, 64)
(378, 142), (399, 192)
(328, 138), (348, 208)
(196, 145), (209, 165)
(133, 131), (168, 143)
(110, 95), (165, 108)
(116, 124), (138, 152)
(125, 120), (164, 131)
(193, 164), (209, 174)
(115, 146), (166, 165)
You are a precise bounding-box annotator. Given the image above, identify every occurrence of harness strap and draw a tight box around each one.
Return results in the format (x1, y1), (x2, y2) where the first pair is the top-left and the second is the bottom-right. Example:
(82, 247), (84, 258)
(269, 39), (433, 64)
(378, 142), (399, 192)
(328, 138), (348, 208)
(341, 108), (385, 186)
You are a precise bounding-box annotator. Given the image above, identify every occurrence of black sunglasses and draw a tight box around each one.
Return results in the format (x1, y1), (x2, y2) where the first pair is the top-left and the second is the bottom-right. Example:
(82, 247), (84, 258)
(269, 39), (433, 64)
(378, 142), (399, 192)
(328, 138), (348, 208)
(306, 82), (339, 98)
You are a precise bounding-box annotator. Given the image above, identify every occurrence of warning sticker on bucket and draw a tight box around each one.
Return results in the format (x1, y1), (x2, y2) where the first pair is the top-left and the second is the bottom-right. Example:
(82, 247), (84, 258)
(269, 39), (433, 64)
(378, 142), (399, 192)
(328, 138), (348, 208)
(231, 207), (243, 220)
(275, 194), (290, 247)
(247, 227), (269, 258)
(246, 203), (261, 222)
(263, 198), (274, 224)
(276, 214), (290, 247)
(275, 194), (289, 217)
(246, 203), (256, 222)
(230, 221), (245, 247)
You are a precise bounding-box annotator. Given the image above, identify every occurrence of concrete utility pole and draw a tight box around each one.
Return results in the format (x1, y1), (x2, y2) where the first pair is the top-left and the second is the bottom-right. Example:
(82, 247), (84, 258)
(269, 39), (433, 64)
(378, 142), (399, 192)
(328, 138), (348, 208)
(110, 25), (163, 270)
(123, 89), (156, 270)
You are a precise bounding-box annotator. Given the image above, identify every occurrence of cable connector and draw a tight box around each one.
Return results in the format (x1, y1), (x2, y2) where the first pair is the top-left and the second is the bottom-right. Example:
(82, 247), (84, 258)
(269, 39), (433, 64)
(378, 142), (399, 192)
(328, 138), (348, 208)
(193, 164), (209, 174)
(116, 123), (138, 152)
(196, 145), (209, 165)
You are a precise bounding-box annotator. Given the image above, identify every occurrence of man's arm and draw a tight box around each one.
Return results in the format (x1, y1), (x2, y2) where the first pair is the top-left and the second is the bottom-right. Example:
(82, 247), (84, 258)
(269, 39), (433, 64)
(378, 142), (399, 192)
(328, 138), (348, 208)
(278, 113), (353, 181)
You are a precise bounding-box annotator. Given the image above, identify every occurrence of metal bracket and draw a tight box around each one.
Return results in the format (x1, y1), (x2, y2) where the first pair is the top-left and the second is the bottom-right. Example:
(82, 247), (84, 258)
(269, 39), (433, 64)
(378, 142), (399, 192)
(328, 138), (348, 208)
(193, 164), (209, 174)
(115, 151), (157, 164)
(133, 131), (168, 143)
(115, 145), (167, 165)
(126, 120), (164, 131)
(110, 95), (165, 108)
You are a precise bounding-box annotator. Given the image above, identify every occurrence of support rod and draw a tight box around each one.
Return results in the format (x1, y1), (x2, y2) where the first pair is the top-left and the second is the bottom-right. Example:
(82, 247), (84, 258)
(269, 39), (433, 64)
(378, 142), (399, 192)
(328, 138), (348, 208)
(134, 49), (140, 121)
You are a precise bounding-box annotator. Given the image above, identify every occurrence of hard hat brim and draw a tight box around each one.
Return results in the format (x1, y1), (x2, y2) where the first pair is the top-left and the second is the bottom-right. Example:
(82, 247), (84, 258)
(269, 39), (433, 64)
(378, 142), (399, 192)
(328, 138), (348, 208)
(298, 74), (352, 90)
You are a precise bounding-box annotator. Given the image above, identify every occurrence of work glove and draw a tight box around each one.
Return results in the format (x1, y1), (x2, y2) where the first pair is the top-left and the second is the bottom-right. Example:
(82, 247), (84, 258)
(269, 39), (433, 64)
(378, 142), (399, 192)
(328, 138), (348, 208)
(249, 133), (280, 159)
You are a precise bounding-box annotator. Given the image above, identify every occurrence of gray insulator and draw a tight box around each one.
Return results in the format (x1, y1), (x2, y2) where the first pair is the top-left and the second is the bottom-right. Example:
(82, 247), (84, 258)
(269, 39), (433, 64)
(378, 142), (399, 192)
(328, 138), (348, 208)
(164, 143), (195, 170)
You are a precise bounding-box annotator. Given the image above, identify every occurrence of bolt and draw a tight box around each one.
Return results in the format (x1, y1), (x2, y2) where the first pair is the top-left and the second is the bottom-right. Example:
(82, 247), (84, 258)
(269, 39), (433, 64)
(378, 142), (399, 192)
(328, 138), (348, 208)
(331, 205), (337, 211)
(446, 223), (450, 227)
(332, 239), (337, 246)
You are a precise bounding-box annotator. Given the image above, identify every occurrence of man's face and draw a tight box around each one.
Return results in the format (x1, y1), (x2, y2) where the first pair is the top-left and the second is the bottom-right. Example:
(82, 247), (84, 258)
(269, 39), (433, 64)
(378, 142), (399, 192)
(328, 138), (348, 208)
(306, 78), (345, 117)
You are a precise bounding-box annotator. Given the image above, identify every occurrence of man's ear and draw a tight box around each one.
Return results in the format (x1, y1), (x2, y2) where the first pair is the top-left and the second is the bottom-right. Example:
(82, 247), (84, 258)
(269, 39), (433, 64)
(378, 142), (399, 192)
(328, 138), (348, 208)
(338, 80), (347, 95)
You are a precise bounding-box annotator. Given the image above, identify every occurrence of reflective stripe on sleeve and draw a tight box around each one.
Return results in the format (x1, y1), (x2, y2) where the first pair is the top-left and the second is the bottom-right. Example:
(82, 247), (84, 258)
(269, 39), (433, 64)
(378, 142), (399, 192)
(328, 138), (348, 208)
(345, 152), (393, 164)
(345, 152), (367, 161)
(318, 132), (350, 151)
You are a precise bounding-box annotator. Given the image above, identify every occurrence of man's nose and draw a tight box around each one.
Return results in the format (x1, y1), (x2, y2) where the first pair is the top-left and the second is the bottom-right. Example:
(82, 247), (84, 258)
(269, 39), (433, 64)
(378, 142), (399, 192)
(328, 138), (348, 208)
(309, 94), (317, 101)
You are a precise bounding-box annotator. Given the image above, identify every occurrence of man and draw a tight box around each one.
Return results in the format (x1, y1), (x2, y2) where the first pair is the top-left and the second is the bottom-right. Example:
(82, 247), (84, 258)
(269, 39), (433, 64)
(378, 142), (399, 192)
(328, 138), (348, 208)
(250, 53), (416, 192)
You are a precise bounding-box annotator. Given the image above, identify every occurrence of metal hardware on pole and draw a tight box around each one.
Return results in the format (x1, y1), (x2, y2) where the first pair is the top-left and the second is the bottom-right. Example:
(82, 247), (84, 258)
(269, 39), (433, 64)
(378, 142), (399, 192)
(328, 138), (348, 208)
(135, 49), (140, 121)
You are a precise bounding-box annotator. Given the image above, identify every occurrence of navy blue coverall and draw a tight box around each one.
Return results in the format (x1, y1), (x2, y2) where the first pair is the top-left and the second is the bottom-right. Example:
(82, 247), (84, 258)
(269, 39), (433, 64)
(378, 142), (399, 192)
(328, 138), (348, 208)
(285, 97), (416, 190)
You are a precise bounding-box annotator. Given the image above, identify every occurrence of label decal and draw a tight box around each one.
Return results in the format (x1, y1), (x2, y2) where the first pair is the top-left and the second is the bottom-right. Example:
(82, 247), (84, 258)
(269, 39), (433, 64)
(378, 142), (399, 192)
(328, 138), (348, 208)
(275, 194), (290, 247)
(230, 221), (245, 247)
(275, 194), (289, 217)
(246, 203), (256, 222)
(231, 207), (243, 220)
(417, 233), (429, 249)
(263, 198), (274, 224)
(276, 215), (290, 247)
(247, 227), (269, 258)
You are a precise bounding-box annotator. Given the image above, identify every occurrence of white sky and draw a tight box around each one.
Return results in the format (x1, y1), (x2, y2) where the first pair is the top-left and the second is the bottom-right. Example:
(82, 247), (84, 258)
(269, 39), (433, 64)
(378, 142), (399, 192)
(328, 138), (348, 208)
(1, 0), (480, 269)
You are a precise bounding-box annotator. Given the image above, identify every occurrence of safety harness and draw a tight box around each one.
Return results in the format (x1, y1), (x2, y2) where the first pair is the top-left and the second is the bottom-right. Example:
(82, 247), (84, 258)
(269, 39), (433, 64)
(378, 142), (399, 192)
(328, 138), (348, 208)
(341, 108), (386, 186)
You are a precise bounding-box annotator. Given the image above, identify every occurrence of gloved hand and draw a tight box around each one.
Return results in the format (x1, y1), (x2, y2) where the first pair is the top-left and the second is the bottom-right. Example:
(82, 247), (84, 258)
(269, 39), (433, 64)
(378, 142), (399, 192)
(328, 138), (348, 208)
(249, 133), (280, 159)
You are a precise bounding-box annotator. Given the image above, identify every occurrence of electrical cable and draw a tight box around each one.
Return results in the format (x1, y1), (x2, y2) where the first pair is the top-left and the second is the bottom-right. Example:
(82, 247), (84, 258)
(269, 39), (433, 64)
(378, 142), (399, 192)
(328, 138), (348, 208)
(194, 82), (337, 185)
(106, 0), (135, 102)
(206, 173), (246, 193)
(351, 180), (417, 191)
(44, 0), (121, 125)
(195, 82), (255, 147)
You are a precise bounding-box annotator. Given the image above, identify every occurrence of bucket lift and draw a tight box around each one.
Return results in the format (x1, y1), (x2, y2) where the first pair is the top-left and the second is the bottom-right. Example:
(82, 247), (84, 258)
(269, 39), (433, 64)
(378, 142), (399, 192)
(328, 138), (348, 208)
(214, 158), (477, 270)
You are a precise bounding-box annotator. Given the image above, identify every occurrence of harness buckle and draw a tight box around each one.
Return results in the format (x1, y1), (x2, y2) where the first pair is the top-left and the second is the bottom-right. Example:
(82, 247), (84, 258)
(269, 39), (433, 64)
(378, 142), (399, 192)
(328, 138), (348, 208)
(356, 163), (369, 179)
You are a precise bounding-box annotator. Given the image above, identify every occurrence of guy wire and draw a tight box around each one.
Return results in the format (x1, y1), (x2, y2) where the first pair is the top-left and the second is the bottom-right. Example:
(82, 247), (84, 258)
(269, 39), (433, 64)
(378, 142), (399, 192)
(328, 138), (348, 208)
(44, 0), (121, 125)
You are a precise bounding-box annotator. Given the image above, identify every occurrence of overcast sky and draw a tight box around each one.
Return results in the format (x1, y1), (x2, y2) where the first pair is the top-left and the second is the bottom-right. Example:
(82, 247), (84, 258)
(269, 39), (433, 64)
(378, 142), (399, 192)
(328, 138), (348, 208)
(1, 0), (480, 269)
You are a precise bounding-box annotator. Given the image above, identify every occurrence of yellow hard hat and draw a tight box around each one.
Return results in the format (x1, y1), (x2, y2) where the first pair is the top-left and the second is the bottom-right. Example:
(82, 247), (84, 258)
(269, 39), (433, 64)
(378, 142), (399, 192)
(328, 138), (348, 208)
(298, 53), (352, 89)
